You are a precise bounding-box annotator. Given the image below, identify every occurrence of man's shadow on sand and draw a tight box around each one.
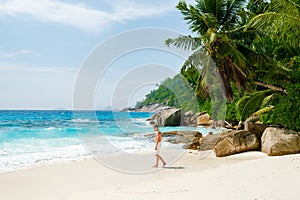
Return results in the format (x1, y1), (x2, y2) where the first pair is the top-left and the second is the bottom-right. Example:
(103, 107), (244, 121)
(163, 166), (185, 169)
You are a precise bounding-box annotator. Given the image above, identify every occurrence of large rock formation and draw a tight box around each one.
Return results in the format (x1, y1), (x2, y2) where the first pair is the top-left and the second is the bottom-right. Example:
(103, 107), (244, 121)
(150, 108), (182, 126)
(182, 132), (203, 150)
(148, 109), (217, 127)
(180, 111), (213, 126)
(190, 112), (202, 125)
(197, 113), (211, 126)
(198, 130), (238, 151)
(261, 127), (300, 156)
(213, 130), (259, 157)
(182, 111), (195, 126)
(163, 130), (203, 148)
(245, 122), (269, 142)
(199, 132), (222, 151)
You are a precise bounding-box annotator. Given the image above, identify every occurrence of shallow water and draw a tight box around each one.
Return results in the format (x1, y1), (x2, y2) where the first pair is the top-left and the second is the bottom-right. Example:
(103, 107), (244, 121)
(0, 110), (221, 173)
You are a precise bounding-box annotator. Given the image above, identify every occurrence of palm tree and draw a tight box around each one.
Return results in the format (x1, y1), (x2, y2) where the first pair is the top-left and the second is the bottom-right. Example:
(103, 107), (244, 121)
(166, 0), (269, 102)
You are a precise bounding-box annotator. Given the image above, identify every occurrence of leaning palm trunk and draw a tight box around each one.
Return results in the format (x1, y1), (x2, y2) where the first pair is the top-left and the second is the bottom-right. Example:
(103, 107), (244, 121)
(255, 81), (288, 94)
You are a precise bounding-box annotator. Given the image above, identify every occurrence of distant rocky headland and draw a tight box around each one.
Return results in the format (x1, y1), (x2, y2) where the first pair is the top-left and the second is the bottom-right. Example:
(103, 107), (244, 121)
(122, 104), (221, 128)
(121, 103), (172, 112)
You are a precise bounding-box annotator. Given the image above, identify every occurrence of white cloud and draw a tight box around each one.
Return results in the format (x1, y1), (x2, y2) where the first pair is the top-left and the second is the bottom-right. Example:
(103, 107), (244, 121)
(0, 0), (116, 33)
(0, 49), (32, 59)
(0, 0), (177, 33)
(109, 0), (175, 21)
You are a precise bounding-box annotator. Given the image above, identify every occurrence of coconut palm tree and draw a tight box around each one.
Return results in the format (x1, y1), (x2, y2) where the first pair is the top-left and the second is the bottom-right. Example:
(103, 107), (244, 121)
(166, 0), (270, 101)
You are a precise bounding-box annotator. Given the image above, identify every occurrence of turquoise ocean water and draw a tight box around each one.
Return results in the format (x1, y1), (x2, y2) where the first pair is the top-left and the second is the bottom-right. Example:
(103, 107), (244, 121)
(0, 110), (220, 173)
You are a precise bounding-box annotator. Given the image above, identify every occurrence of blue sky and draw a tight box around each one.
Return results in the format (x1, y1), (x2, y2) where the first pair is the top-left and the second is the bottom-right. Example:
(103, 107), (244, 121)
(0, 0), (194, 110)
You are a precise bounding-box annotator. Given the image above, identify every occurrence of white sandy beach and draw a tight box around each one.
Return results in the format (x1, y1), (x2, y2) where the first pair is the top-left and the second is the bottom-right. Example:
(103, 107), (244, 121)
(0, 151), (299, 200)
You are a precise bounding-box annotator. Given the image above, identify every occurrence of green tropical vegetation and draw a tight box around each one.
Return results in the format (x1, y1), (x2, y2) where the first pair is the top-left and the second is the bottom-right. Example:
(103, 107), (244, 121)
(136, 0), (300, 131)
(136, 74), (202, 112)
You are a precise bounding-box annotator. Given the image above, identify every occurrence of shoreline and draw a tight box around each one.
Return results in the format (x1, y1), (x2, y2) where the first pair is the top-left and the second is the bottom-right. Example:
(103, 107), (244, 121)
(0, 122), (224, 174)
(1, 150), (299, 199)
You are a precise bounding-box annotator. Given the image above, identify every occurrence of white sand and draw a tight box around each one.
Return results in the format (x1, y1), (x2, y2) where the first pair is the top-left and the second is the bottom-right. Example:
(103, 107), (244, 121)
(0, 151), (299, 200)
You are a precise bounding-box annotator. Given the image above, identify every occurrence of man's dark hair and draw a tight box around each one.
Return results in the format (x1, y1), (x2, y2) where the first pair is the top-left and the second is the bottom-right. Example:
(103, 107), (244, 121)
(153, 124), (159, 129)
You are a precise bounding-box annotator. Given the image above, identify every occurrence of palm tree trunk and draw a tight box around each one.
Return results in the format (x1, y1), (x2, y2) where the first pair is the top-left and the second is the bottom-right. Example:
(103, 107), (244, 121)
(254, 81), (288, 94)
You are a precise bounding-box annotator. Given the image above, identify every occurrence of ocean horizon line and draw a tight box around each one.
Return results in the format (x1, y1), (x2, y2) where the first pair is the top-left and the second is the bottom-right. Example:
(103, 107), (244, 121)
(0, 109), (127, 111)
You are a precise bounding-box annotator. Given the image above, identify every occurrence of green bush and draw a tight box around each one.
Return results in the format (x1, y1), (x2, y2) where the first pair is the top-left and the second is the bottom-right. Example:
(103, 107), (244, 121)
(266, 61), (300, 131)
(271, 84), (300, 131)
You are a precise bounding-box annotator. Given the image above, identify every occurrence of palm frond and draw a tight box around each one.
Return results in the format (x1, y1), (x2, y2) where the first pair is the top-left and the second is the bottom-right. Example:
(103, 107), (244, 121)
(236, 43), (275, 71)
(245, 0), (300, 48)
(165, 35), (202, 51)
(221, 0), (247, 29)
(252, 106), (275, 117)
(236, 89), (273, 121)
(269, 0), (300, 14)
(245, 106), (274, 123)
(261, 94), (274, 107)
(247, 12), (300, 31)
(218, 34), (248, 77)
(177, 0), (219, 35)
(226, 27), (257, 40)
(180, 47), (207, 72)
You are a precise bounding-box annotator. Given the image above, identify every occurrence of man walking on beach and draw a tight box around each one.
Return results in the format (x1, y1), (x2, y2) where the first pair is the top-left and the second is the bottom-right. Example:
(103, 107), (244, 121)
(153, 124), (166, 168)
